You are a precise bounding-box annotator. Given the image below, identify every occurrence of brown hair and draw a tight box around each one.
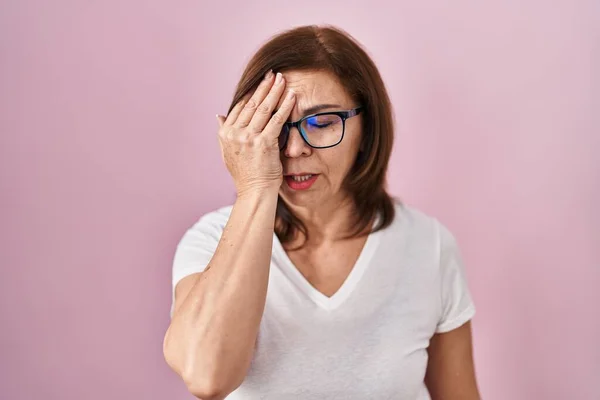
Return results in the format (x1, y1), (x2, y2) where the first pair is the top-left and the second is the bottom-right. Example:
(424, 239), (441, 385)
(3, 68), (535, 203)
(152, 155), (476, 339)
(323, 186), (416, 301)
(226, 25), (400, 248)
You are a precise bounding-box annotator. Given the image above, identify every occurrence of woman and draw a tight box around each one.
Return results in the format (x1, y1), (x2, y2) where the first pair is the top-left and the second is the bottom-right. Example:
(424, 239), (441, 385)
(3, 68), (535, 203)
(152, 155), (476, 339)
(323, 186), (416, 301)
(163, 25), (481, 400)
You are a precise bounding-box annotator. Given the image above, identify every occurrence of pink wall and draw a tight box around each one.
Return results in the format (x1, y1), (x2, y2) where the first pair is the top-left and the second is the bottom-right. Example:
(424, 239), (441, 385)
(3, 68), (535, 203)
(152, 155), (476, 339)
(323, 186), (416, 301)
(1, 1), (598, 399)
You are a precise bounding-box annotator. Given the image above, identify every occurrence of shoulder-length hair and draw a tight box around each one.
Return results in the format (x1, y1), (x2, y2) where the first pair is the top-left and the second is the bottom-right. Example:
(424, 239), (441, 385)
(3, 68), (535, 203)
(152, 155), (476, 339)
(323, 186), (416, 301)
(226, 25), (400, 247)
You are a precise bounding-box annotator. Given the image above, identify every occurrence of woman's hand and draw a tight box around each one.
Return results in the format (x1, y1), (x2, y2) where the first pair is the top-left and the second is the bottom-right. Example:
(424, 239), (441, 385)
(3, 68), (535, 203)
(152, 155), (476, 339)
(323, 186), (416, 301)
(216, 71), (296, 197)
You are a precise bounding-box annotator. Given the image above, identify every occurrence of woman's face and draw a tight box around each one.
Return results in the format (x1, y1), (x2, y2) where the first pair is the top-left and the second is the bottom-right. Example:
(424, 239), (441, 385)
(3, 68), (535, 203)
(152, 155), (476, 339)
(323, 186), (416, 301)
(276, 69), (363, 208)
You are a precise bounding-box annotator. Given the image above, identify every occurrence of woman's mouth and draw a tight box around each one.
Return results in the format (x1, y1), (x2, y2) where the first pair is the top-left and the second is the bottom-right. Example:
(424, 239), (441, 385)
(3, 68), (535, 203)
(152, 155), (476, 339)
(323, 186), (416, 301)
(284, 174), (319, 190)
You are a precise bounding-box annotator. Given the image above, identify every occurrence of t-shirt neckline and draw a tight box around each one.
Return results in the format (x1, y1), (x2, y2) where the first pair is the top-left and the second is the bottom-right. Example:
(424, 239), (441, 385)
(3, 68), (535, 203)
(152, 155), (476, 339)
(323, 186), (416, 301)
(272, 212), (384, 311)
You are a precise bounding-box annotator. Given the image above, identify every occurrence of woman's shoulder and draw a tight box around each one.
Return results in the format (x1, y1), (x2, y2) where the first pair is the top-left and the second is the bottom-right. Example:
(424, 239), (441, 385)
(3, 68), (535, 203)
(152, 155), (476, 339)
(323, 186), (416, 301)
(392, 200), (436, 230)
(185, 204), (234, 234)
(390, 200), (455, 246)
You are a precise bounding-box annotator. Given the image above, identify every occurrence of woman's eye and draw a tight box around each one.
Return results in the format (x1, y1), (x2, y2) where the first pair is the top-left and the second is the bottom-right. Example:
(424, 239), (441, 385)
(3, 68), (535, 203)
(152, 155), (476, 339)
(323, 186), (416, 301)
(310, 122), (331, 128)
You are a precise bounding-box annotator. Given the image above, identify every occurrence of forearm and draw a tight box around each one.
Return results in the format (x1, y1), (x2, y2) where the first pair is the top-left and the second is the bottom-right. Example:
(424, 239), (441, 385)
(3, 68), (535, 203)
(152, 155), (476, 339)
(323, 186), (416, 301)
(165, 189), (279, 396)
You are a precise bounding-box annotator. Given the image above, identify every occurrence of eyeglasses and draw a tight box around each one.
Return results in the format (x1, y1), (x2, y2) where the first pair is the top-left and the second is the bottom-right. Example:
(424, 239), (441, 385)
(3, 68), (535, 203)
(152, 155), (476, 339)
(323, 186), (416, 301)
(279, 106), (363, 150)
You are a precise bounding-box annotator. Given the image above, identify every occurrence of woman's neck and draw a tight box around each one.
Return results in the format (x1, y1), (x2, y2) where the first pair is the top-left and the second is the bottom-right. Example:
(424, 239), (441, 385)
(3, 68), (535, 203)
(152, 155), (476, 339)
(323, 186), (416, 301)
(283, 194), (359, 246)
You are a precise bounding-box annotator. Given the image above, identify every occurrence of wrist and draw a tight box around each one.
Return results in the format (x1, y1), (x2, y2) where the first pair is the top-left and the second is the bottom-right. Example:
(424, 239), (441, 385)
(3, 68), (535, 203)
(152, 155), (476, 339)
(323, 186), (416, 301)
(234, 187), (279, 223)
(236, 185), (280, 202)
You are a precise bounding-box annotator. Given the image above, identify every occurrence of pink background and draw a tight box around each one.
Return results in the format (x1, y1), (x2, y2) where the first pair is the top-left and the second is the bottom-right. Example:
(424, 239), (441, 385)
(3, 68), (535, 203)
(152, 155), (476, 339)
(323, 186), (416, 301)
(1, 1), (598, 399)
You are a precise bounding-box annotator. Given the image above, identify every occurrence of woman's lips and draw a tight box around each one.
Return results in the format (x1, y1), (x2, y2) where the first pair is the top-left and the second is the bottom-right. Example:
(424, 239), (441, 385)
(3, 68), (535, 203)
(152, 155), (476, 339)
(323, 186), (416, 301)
(284, 174), (319, 190)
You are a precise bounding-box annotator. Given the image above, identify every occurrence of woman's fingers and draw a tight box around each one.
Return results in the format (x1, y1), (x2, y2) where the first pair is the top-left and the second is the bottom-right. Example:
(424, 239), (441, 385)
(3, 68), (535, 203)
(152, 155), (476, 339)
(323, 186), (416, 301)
(234, 70), (276, 128)
(248, 72), (286, 133)
(263, 89), (296, 140)
(216, 114), (226, 128)
(216, 115), (227, 163)
(223, 100), (246, 127)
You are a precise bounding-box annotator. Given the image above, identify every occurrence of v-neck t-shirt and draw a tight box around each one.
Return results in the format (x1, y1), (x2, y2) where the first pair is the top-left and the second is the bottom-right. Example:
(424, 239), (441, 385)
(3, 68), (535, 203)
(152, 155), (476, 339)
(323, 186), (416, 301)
(170, 201), (476, 399)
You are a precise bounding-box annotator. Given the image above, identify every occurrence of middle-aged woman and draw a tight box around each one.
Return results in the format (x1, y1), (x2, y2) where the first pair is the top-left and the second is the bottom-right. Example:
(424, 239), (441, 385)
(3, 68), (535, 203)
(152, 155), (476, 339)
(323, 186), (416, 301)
(163, 25), (481, 400)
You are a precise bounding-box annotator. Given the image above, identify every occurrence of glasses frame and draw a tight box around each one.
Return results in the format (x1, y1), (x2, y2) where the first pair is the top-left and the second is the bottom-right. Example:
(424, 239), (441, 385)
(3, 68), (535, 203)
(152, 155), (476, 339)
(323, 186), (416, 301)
(279, 106), (363, 150)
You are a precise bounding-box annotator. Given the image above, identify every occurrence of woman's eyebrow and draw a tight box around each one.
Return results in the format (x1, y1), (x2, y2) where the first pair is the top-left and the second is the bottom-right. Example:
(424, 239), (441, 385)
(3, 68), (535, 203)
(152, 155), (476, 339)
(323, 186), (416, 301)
(272, 103), (342, 118)
(300, 104), (342, 116)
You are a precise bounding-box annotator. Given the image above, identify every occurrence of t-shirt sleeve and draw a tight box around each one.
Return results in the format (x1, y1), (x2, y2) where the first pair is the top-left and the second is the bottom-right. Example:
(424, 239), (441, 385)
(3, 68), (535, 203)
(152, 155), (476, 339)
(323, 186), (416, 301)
(434, 220), (476, 333)
(170, 213), (223, 318)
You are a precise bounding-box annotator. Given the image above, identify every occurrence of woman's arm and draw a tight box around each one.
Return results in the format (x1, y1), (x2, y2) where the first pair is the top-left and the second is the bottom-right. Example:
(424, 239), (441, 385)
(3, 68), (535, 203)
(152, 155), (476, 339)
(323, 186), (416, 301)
(424, 321), (481, 400)
(163, 191), (278, 400)
(163, 70), (296, 400)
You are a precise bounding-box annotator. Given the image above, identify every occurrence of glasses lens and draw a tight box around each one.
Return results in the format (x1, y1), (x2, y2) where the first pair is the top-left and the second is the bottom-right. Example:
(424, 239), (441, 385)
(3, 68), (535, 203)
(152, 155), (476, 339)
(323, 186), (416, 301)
(279, 125), (290, 150)
(301, 114), (343, 148)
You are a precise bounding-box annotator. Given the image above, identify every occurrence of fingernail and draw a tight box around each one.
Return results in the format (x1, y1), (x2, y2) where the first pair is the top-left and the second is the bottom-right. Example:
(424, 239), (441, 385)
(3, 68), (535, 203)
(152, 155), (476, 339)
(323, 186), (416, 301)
(287, 89), (295, 99)
(275, 72), (283, 84)
(265, 69), (273, 79)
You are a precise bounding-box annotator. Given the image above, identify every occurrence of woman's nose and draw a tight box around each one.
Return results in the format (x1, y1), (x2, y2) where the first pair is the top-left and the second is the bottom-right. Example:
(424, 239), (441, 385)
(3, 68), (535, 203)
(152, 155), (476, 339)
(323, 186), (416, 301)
(283, 127), (311, 158)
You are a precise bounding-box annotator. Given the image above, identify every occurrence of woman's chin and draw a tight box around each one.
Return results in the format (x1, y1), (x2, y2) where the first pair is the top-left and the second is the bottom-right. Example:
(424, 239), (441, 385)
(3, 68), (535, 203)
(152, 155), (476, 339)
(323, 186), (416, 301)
(279, 189), (321, 207)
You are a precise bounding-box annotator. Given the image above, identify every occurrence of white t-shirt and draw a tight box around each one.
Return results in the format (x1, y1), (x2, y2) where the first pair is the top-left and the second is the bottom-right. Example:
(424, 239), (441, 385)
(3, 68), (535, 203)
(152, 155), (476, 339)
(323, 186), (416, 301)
(171, 201), (476, 399)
